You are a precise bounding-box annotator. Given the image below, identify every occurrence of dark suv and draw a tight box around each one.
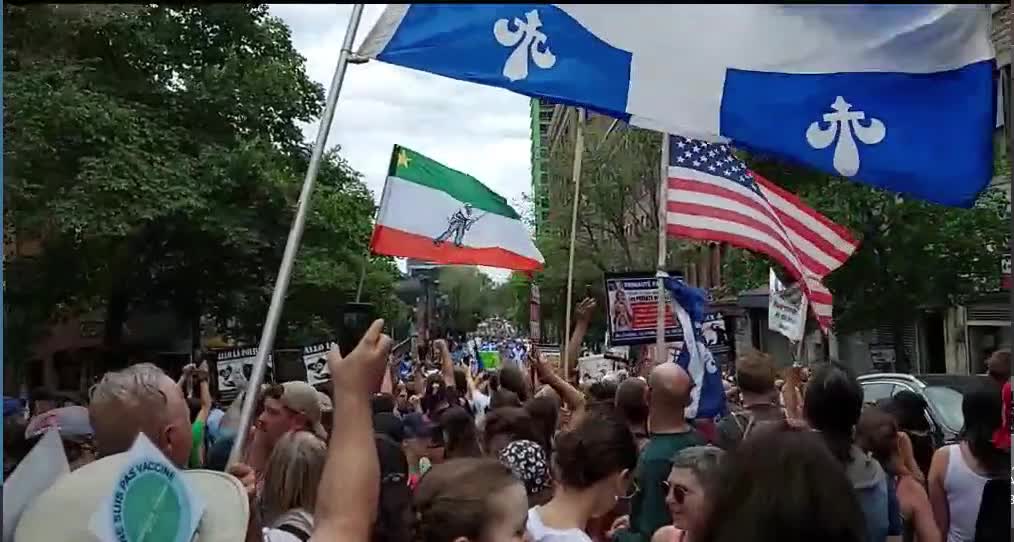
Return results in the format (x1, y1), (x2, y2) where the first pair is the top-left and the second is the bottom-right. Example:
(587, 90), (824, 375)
(857, 373), (991, 447)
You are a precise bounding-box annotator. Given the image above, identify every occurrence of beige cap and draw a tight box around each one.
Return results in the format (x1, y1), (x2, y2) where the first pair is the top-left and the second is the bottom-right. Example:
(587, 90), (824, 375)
(14, 453), (249, 542)
(279, 381), (326, 437)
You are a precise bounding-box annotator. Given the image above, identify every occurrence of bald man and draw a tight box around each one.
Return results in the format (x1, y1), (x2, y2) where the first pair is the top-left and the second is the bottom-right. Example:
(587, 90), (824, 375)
(615, 363), (705, 542)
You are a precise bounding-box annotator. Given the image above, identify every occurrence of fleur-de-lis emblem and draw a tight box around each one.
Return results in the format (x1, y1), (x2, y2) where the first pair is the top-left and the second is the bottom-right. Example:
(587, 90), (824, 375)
(805, 96), (886, 177)
(493, 10), (557, 82)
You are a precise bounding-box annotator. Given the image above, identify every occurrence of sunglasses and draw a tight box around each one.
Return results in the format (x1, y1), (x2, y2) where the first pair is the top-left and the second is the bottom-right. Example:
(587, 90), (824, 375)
(661, 481), (690, 505)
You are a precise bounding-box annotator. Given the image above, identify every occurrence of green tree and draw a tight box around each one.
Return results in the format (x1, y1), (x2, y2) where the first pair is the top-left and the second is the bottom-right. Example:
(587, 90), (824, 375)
(3, 4), (397, 367)
(524, 117), (698, 343)
(725, 154), (1009, 370)
(434, 266), (497, 334)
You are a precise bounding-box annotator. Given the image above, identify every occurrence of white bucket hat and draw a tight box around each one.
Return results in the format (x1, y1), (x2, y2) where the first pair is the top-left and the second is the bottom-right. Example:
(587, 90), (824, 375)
(14, 452), (249, 542)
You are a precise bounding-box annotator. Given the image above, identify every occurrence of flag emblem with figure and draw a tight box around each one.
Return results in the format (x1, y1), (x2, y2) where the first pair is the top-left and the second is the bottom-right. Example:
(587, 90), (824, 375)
(370, 145), (544, 271)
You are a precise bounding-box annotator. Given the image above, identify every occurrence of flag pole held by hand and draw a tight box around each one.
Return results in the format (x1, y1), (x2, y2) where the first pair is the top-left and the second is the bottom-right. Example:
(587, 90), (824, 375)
(228, 4), (367, 467)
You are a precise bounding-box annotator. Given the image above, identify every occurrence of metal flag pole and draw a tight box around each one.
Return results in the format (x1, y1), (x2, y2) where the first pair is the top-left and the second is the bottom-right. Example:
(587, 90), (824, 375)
(655, 133), (670, 365)
(562, 107), (586, 381)
(228, 4), (366, 466)
(355, 252), (369, 302)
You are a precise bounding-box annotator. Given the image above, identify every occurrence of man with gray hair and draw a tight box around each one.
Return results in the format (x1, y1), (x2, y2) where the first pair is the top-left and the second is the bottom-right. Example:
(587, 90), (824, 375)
(16, 363), (254, 541)
(89, 362), (194, 467)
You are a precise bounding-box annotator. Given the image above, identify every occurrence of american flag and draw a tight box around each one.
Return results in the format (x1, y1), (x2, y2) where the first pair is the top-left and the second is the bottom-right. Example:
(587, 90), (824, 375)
(666, 135), (860, 330)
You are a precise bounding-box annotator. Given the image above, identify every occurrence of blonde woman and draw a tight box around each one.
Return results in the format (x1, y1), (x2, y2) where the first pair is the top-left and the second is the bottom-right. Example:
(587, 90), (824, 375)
(256, 430), (327, 542)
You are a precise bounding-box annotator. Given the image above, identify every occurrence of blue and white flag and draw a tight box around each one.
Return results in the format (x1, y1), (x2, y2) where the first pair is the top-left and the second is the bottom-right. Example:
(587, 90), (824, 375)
(664, 278), (727, 420)
(359, 5), (995, 207)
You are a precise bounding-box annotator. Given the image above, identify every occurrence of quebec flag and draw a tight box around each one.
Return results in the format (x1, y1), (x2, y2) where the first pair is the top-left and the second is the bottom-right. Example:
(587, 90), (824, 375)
(359, 5), (996, 207)
(664, 277), (727, 420)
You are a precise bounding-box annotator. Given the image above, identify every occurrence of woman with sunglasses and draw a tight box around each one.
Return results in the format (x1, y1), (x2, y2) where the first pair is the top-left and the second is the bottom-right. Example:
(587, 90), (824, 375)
(652, 446), (725, 542)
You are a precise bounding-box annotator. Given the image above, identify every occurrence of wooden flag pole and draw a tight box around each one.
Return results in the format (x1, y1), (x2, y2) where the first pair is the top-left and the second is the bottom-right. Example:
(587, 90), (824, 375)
(228, 4), (366, 467)
(562, 108), (586, 382)
(655, 133), (671, 365)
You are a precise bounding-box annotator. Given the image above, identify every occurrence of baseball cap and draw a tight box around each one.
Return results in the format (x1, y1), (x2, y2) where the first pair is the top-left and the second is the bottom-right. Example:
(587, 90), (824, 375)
(4, 396), (24, 418)
(25, 406), (93, 441)
(14, 453), (248, 542)
(279, 381), (326, 438)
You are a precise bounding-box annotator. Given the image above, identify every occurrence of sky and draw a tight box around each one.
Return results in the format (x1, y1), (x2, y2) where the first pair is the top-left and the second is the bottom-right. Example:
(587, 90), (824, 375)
(269, 4), (533, 282)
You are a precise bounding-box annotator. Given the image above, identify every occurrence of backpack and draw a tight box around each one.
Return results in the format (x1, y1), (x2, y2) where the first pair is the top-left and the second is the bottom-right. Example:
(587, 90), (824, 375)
(728, 407), (785, 442)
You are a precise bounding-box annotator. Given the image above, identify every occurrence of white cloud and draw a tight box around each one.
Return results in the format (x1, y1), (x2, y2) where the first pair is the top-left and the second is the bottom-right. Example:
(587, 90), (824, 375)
(270, 4), (533, 282)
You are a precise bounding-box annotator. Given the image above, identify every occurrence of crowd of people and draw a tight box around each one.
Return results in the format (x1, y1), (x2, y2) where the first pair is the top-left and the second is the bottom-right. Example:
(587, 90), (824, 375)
(3, 306), (1011, 542)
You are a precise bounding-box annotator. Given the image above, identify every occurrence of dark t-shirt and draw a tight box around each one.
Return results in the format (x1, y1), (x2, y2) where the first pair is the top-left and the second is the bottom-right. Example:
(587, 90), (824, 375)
(714, 403), (786, 450)
(614, 430), (706, 542)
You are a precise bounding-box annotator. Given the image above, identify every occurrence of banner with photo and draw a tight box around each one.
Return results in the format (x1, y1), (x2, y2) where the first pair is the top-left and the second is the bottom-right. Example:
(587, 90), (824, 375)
(214, 348), (273, 402)
(604, 271), (683, 347)
(302, 342), (336, 386)
(699, 312), (731, 368)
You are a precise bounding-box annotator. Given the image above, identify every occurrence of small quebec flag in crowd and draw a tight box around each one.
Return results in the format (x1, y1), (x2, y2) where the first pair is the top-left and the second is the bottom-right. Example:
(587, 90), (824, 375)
(664, 278), (727, 420)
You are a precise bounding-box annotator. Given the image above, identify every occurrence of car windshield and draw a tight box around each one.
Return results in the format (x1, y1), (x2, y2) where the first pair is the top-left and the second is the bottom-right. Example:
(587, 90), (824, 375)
(923, 386), (964, 431)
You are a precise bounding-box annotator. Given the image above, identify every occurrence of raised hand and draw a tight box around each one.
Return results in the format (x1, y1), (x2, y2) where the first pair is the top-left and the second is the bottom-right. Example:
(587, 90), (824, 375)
(575, 297), (597, 323)
(327, 319), (393, 396)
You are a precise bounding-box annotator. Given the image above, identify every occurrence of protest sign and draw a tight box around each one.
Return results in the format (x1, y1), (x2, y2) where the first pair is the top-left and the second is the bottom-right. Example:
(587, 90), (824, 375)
(577, 354), (615, 384)
(479, 350), (501, 371)
(302, 342), (335, 386)
(89, 434), (206, 542)
(214, 347), (272, 402)
(768, 269), (808, 342)
(3, 431), (69, 542)
(604, 271), (684, 346)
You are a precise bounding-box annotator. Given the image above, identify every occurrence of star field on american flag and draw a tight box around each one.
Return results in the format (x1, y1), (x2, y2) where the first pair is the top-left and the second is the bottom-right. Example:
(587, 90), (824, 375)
(665, 134), (861, 331)
(669, 135), (759, 194)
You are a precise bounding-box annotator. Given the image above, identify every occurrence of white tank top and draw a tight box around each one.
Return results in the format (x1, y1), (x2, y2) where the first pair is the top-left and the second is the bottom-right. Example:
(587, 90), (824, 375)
(942, 444), (988, 542)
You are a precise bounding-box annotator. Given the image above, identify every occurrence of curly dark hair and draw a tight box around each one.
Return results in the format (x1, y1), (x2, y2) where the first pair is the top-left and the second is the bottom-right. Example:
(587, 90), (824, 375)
(554, 410), (637, 489)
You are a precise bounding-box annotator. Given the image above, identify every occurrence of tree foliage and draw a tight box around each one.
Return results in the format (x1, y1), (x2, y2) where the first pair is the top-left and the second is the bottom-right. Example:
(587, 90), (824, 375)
(731, 154), (1010, 342)
(521, 118), (699, 342)
(515, 108), (1008, 357)
(4, 4), (399, 366)
(431, 266), (504, 335)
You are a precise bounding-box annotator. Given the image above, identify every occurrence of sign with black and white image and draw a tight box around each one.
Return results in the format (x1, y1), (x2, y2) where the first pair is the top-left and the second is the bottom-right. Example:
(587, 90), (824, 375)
(303, 342), (336, 386)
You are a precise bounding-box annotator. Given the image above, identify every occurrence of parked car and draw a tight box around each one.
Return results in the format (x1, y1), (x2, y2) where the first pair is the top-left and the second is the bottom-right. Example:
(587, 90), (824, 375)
(857, 373), (993, 447)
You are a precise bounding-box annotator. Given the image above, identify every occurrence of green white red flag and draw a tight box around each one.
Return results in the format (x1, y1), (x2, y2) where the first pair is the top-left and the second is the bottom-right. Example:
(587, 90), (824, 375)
(370, 146), (544, 271)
